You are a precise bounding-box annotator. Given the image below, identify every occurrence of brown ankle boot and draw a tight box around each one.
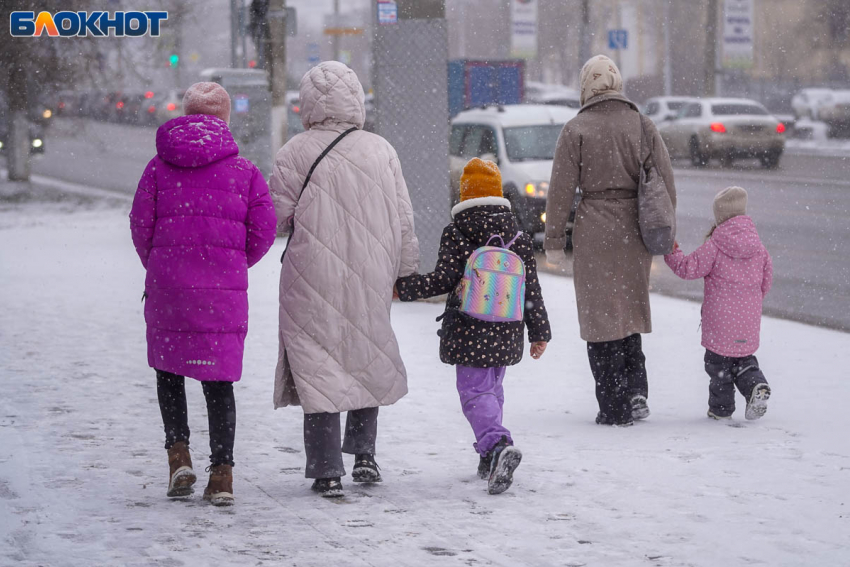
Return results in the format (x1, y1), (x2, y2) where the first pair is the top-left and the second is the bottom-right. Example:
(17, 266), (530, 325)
(166, 441), (196, 497)
(203, 464), (234, 506)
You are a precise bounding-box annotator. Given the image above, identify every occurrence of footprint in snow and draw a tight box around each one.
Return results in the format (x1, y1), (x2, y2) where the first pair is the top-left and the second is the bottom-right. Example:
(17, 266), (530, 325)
(344, 519), (374, 528)
(423, 546), (457, 557)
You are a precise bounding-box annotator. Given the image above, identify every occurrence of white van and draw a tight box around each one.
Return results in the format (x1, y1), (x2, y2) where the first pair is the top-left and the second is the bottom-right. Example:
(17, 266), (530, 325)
(449, 104), (578, 236)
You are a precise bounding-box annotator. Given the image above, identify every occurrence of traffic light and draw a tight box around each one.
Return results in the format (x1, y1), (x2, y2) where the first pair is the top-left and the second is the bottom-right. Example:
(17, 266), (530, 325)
(169, 54), (179, 68)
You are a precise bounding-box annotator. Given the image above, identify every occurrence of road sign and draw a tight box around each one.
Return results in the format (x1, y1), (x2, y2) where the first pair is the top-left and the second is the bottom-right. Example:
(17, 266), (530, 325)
(608, 29), (628, 50)
(307, 42), (320, 64)
(722, 0), (754, 68)
(234, 95), (250, 114)
(510, 0), (538, 59)
(377, 1), (398, 26)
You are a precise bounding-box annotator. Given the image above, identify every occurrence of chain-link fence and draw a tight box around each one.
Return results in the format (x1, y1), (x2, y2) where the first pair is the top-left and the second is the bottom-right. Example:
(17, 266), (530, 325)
(373, 15), (450, 272)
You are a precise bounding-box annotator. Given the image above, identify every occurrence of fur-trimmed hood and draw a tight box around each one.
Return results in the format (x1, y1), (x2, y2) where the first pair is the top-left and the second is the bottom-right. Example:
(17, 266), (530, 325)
(450, 197), (519, 248)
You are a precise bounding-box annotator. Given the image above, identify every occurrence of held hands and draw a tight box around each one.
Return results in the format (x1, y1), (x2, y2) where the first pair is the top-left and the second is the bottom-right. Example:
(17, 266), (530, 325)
(545, 249), (568, 268)
(392, 285), (400, 301)
(530, 341), (548, 360)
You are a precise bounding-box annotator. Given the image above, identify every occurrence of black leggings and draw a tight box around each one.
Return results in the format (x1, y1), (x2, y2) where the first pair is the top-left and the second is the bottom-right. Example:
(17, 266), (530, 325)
(156, 370), (236, 467)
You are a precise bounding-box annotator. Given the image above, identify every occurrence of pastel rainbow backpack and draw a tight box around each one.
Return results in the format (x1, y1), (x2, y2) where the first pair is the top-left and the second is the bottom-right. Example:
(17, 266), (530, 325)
(457, 232), (526, 322)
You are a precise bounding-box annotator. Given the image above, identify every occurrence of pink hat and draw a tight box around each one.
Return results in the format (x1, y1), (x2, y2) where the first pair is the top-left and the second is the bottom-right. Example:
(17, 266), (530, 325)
(183, 82), (231, 124)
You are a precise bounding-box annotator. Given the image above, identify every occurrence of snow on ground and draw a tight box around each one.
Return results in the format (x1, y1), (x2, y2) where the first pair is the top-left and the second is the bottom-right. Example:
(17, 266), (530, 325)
(1, 199), (849, 567)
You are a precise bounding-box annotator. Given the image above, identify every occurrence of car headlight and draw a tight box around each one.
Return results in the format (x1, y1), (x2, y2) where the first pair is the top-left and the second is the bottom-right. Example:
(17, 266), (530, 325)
(524, 181), (549, 198)
(32, 139), (43, 148)
(43, 109), (52, 119)
(0, 141), (4, 149)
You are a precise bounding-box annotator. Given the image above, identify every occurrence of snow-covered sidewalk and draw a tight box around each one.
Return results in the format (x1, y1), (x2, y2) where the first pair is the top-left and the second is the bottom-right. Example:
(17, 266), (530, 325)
(1, 201), (848, 566)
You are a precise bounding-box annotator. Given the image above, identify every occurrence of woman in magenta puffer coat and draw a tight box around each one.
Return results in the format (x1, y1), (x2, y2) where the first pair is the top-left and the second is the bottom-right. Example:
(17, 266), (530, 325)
(130, 82), (277, 505)
(664, 187), (773, 422)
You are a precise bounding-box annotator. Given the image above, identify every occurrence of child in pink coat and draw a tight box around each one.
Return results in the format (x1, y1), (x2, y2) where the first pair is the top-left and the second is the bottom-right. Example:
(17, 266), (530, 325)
(664, 187), (773, 420)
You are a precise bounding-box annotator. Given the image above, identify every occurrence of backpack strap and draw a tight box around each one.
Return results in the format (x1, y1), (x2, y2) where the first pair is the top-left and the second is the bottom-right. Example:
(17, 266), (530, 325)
(504, 231), (522, 249)
(484, 232), (523, 249)
(281, 126), (358, 263)
(485, 234), (507, 248)
(297, 126), (358, 200)
(638, 113), (653, 173)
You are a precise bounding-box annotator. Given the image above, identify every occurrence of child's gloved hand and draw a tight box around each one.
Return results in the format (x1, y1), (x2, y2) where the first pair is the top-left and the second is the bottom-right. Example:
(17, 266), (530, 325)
(530, 341), (547, 359)
(392, 285), (400, 301)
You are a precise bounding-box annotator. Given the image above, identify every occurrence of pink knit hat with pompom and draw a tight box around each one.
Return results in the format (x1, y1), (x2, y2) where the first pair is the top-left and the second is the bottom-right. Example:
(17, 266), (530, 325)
(183, 82), (231, 124)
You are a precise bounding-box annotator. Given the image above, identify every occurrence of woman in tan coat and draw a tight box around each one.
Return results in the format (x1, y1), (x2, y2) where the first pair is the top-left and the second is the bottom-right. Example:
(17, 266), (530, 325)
(544, 56), (676, 426)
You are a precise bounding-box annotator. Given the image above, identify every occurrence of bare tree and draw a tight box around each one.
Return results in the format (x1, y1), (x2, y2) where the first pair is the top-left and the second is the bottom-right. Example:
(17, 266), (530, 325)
(0, 1), (104, 181)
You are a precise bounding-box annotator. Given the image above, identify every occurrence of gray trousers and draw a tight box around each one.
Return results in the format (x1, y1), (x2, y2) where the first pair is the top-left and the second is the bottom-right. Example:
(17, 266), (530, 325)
(704, 350), (768, 417)
(303, 407), (379, 479)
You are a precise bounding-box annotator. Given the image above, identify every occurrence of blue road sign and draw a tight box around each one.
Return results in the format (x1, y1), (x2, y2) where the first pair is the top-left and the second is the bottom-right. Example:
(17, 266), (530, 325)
(608, 29), (628, 50)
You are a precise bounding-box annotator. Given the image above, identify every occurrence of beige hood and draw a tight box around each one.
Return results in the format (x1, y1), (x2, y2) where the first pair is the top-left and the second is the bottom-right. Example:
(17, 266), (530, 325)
(299, 61), (366, 131)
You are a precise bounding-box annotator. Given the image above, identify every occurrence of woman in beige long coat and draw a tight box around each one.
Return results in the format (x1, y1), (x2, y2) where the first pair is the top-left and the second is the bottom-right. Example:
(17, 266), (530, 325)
(270, 62), (420, 497)
(544, 56), (676, 426)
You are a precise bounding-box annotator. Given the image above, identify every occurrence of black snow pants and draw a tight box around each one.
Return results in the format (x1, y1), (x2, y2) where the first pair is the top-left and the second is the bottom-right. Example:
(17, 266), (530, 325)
(156, 370), (236, 467)
(704, 350), (768, 418)
(303, 408), (379, 479)
(586, 334), (648, 425)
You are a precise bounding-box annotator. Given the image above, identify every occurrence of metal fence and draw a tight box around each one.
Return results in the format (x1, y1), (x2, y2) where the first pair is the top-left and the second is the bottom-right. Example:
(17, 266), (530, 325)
(373, 15), (450, 272)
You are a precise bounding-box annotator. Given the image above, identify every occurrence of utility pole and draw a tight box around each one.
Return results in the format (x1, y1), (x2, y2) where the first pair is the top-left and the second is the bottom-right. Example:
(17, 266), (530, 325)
(578, 0), (591, 68)
(268, 0), (288, 152)
(230, 0), (239, 67)
(332, 0), (340, 61)
(663, 0), (672, 95)
(704, 0), (718, 96)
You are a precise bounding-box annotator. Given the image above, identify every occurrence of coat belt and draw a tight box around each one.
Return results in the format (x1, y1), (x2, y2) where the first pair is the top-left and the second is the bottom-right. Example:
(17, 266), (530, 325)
(581, 189), (637, 200)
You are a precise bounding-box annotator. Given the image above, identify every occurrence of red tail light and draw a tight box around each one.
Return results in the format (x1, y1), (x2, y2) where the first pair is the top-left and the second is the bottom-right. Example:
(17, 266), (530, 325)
(147, 105), (156, 113)
(776, 123), (786, 134)
(116, 101), (125, 110)
(144, 91), (154, 99)
(292, 105), (300, 113)
(166, 103), (177, 111)
(709, 122), (726, 133)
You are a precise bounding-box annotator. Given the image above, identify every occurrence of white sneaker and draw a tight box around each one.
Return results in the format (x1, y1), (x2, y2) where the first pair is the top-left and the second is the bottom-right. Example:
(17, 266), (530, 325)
(745, 383), (771, 420)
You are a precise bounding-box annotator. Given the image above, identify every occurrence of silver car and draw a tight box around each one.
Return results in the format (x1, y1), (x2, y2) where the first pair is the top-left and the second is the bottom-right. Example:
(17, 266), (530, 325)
(659, 98), (785, 169)
(642, 96), (697, 124)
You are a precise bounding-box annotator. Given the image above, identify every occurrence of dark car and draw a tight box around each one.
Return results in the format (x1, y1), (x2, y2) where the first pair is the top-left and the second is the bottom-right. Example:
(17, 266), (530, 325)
(0, 92), (46, 155)
(0, 117), (46, 155)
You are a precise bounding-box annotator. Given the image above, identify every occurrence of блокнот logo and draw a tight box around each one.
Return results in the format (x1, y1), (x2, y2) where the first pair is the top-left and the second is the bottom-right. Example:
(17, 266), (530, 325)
(10, 11), (168, 37)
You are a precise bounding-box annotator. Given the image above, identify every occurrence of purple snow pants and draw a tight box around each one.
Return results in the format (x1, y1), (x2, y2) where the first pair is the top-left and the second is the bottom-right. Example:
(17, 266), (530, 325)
(456, 365), (513, 456)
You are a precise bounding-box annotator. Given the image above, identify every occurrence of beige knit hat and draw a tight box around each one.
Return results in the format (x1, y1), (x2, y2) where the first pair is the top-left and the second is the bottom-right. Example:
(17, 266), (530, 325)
(713, 186), (748, 226)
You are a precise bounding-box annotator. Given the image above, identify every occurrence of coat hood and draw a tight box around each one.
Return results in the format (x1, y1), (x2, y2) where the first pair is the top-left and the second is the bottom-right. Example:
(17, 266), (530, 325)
(299, 61), (366, 131)
(156, 114), (238, 168)
(451, 197), (519, 247)
(711, 215), (762, 259)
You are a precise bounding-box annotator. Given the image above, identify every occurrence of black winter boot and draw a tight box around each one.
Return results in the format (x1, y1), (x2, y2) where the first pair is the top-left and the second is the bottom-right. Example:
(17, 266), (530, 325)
(352, 454), (382, 483)
(487, 436), (522, 495)
(311, 477), (344, 498)
(477, 453), (492, 480)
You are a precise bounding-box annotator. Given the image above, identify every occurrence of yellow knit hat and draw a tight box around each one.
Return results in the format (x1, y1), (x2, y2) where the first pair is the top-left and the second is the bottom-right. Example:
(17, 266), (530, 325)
(460, 158), (502, 202)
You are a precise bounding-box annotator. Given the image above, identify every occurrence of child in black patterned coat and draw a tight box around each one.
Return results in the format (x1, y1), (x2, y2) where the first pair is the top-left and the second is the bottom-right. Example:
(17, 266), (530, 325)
(395, 158), (551, 495)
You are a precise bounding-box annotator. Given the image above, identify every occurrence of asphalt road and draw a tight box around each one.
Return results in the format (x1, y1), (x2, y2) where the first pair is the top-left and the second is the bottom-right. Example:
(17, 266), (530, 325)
(542, 154), (850, 332)
(8, 118), (850, 331)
